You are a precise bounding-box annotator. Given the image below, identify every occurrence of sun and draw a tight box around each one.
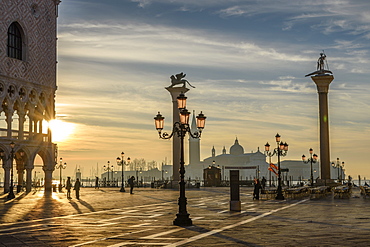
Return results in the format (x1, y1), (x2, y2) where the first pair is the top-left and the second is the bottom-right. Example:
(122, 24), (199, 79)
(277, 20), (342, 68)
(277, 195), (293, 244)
(48, 119), (75, 142)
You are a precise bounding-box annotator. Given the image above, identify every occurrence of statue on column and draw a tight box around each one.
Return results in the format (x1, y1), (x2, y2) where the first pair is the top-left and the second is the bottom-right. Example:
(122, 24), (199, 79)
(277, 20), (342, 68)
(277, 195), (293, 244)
(305, 52), (333, 77)
(168, 72), (195, 88)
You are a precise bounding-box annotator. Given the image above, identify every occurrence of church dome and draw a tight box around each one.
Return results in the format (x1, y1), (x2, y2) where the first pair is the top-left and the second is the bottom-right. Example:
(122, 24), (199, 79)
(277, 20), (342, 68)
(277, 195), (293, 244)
(230, 138), (244, 155)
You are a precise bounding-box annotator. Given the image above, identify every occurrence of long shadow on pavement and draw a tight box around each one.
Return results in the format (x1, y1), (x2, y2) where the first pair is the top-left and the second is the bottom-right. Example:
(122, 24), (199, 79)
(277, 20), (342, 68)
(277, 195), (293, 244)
(77, 199), (95, 212)
(186, 225), (264, 247)
(0, 192), (28, 221)
(68, 199), (83, 214)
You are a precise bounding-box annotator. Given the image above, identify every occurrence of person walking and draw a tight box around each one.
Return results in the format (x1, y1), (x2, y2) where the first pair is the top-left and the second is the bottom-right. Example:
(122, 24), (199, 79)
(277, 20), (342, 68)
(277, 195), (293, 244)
(74, 178), (81, 199)
(95, 176), (99, 189)
(66, 177), (72, 199)
(261, 176), (267, 189)
(253, 178), (262, 200)
(128, 176), (135, 194)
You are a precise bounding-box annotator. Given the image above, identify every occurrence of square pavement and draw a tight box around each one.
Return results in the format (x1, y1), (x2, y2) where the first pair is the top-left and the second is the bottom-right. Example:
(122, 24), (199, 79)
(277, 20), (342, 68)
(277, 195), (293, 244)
(0, 186), (369, 246)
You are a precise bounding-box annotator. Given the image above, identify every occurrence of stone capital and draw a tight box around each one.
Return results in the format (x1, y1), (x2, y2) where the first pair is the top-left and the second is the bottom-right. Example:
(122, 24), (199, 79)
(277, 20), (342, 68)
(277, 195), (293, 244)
(165, 87), (190, 102)
(311, 75), (334, 93)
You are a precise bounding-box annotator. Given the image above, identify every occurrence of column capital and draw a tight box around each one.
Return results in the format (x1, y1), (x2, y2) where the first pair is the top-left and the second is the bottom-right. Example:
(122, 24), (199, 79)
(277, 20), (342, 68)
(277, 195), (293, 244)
(165, 87), (190, 102)
(311, 74), (334, 93)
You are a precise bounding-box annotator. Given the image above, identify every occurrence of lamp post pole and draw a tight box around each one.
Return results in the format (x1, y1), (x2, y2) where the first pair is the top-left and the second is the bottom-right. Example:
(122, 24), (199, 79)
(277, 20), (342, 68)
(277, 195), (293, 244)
(55, 158), (67, 192)
(302, 148), (318, 186)
(265, 134), (288, 200)
(154, 92), (206, 226)
(117, 152), (130, 192)
(332, 158), (344, 183)
(103, 161), (113, 187)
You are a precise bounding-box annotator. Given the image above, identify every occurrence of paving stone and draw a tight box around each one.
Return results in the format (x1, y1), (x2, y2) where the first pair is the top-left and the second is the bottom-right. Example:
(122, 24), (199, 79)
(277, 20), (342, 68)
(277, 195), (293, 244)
(0, 187), (369, 246)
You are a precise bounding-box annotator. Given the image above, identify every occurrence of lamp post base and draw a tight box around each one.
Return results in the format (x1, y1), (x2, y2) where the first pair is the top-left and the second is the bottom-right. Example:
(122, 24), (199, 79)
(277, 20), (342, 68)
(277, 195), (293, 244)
(58, 184), (63, 192)
(120, 186), (125, 192)
(7, 186), (15, 199)
(276, 187), (285, 200)
(173, 213), (192, 226)
(275, 194), (285, 200)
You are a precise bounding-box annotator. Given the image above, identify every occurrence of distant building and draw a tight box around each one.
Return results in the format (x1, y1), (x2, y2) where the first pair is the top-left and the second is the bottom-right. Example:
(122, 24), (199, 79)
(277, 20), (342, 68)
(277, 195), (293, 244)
(187, 137), (269, 181)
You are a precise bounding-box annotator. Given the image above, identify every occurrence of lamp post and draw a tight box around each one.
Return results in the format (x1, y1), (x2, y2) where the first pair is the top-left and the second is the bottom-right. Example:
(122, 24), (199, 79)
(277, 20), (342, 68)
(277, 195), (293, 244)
(55, 158), (67, 192)
(0, 142), (24, 199)
(103, 161), (113, 187)
(264, 133), (288, 200)
(116, 152), (131, 192)
(332, 158), (344, 183)
(154, 92), (206, 226)
(302, 148), (318, 186)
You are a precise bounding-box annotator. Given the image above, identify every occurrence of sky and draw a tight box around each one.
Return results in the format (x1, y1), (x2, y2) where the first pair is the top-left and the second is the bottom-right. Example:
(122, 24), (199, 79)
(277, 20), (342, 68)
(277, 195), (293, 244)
(53, 0), (370, 179)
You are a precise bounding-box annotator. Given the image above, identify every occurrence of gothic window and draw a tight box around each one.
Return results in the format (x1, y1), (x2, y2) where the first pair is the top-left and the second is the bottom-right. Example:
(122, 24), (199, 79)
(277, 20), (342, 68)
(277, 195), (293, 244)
(7, 22), (23, 60)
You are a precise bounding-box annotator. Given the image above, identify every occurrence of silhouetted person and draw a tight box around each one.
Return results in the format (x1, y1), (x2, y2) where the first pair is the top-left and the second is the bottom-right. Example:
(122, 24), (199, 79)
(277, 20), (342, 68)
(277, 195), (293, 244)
(95, 177), (99, 189)
(74, 178), (81, 199)
(66, 177), (72, 199)
(253, 178), (262, 200)
(261, 177), (267, 189)
(128, 176), (135, 194)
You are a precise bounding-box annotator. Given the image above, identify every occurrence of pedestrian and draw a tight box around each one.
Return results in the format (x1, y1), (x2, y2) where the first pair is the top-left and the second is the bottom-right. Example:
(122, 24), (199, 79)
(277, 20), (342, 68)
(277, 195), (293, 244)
(74, 178), (81, 199)
(261, 176), (267, 189)
(128, 176), (135, 194)
(66, 177), (72, 199)
(253, 178), (262, 200)
(95, 176), (99, 189)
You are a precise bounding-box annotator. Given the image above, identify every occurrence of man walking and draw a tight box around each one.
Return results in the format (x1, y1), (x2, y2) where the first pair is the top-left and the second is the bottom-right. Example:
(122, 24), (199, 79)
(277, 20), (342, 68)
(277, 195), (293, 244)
(74, 178), (81, 199)
(128, 176), (135, 194)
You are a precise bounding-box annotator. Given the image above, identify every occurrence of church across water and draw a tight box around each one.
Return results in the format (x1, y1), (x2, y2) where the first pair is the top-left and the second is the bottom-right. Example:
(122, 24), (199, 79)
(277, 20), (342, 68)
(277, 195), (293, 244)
(187, 134), (269, 181)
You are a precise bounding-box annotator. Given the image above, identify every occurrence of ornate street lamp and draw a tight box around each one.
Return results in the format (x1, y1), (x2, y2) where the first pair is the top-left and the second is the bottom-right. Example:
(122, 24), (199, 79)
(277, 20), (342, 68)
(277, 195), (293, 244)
(302, 148), (318, 186)
(116, 152), (131, 192)
(331, 158), (344, 183)
(103, 161), (114, 187)
(55, 158), (67, 192)
(264, 133), (288, 200)
(154, 93), (206, 226)
(0, 142), (24, 199)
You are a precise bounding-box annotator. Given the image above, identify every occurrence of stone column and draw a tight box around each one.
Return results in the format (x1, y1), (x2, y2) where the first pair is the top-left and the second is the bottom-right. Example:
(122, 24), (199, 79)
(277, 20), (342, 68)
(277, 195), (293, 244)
(5, 110), (13, 138)
(43, 166), (54, 193)
(16, 165), (24, 193)
(18, 111), (25, 140)
(3, 165), (10, 193)
(165, 87), (189, 182)
(310, 74), (334, 180)
(25, 167), (32, 193)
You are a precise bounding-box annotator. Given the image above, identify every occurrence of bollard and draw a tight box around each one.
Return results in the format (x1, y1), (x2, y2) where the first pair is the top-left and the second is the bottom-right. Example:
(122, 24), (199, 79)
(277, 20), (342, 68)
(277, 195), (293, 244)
(230, 170), (241, 211)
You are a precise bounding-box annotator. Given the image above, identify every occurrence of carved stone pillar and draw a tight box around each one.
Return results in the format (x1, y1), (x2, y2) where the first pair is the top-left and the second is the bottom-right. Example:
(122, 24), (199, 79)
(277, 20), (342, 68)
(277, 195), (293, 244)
(16, 166), (24, 193)
(3, 165), (10, 193)
(43, 166), (54, 193)
(18, 111), (26, 140)
(5, 110), (13, 138)
(25, 167), (33, 193)
(27, 110), (34, 139)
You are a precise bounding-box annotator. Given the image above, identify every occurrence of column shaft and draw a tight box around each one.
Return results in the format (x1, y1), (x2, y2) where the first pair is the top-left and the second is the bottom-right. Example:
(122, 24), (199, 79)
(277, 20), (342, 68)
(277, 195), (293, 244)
(311, 75), (334, 180)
